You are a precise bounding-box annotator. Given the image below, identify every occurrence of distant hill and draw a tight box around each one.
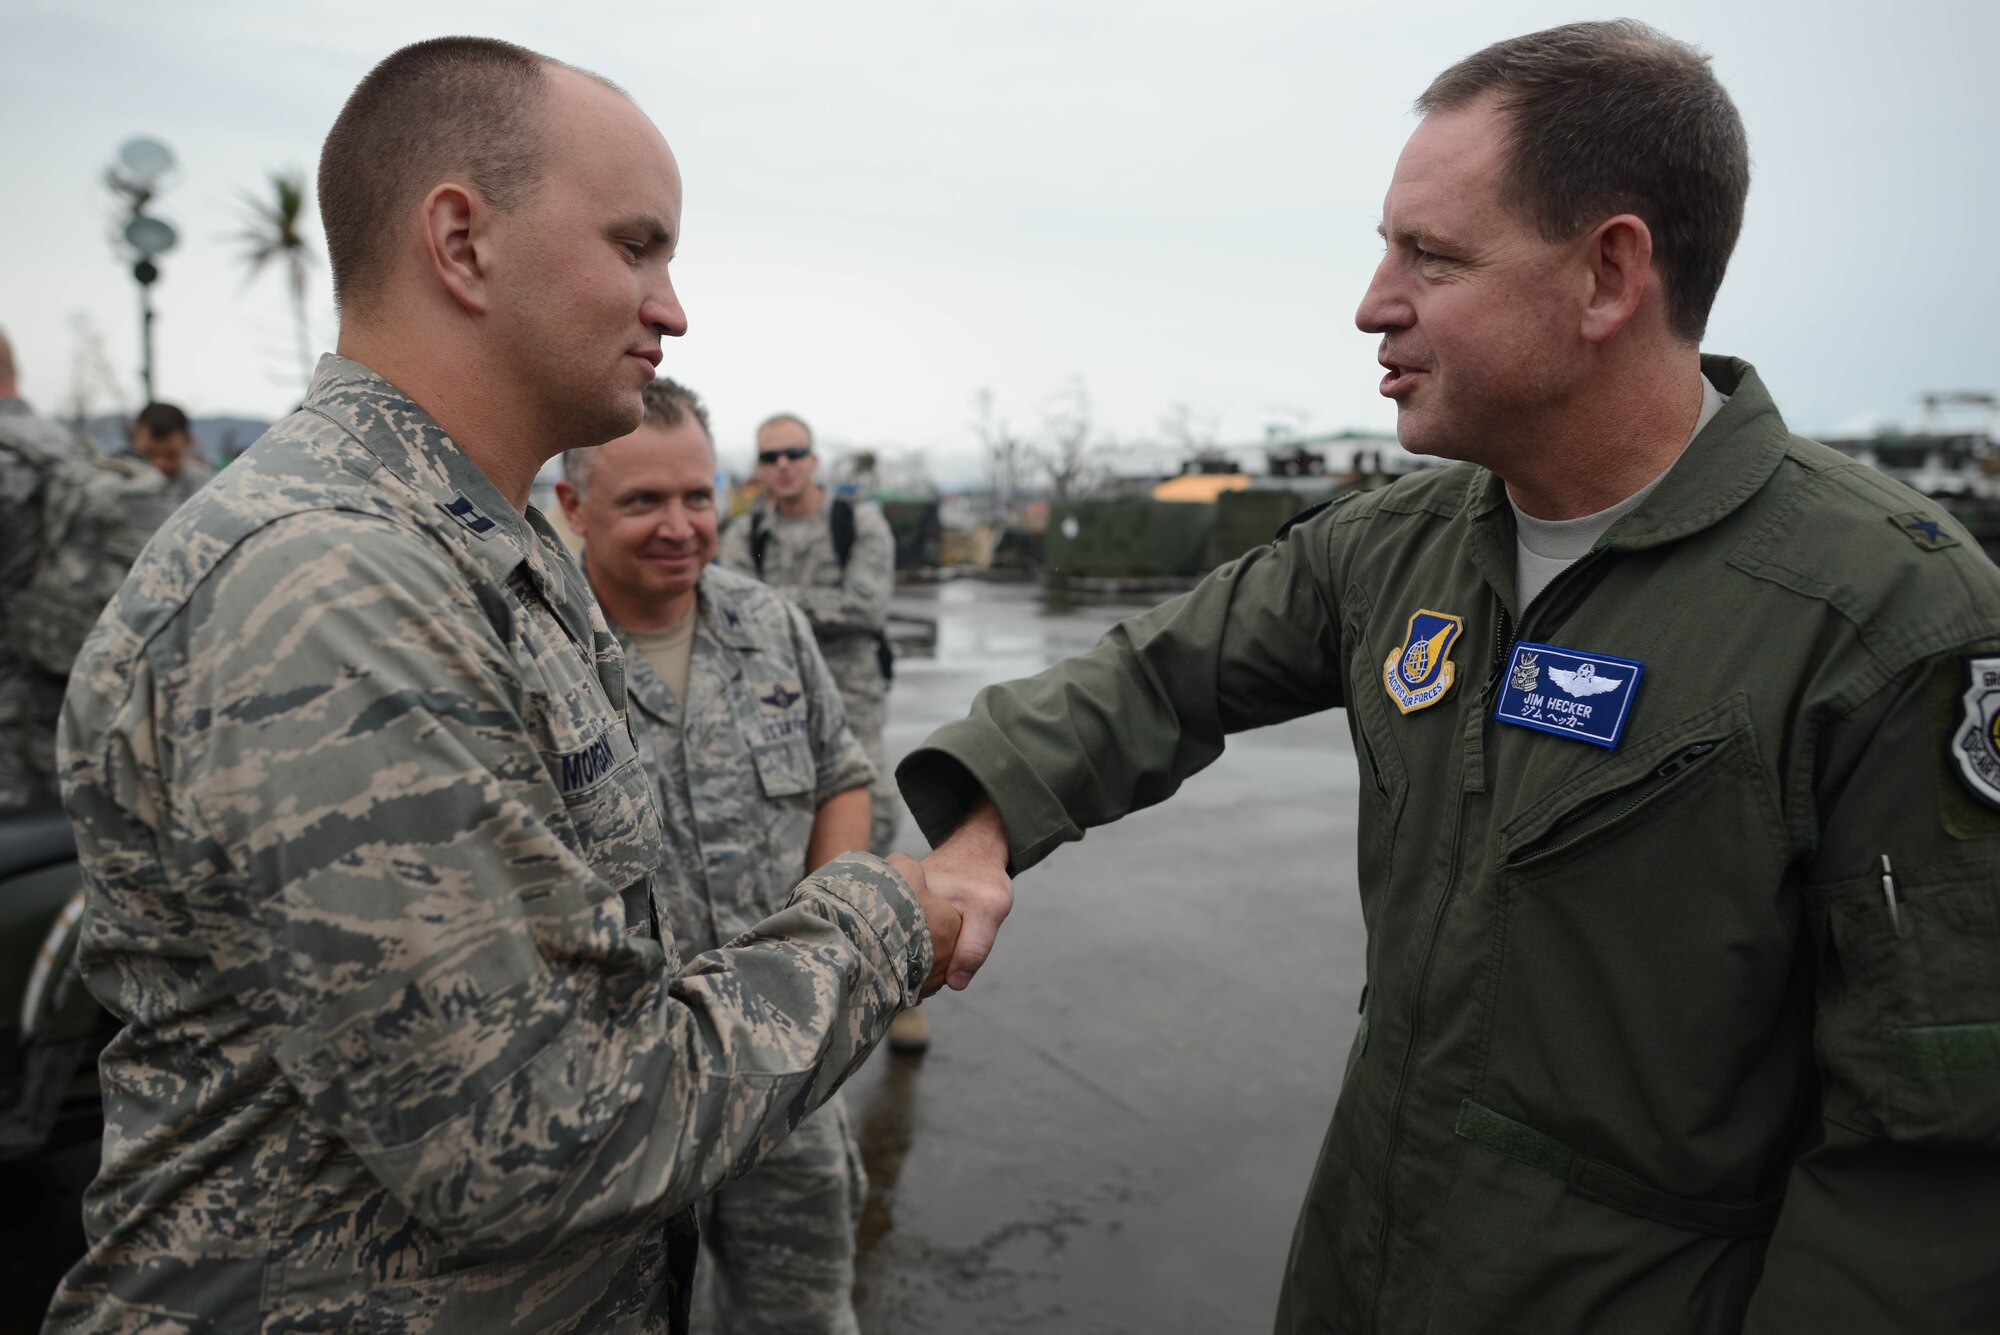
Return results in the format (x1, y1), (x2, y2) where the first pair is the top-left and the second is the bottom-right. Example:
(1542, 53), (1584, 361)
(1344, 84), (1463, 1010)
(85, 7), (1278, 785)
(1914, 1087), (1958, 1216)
(77, 415), (273, 463)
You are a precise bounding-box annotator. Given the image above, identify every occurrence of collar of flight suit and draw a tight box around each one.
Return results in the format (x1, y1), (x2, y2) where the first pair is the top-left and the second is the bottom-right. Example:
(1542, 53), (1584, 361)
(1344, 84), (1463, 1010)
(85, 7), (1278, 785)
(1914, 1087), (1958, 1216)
(300, 354), (598, 648)
(1459, 355), (1793, 558)
(615, 566), (765, 724)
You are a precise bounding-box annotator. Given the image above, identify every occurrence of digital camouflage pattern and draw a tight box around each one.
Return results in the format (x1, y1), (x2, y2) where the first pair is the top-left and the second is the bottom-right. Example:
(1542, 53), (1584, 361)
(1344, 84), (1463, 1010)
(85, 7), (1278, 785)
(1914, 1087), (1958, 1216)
(613, 563), (874, 1334)
(900, 358), (2000, 1334)
(0, 397), (85, 811)
(691, 1098), (867, 1335)
(46, 355), (932, 1335)
(619, 564), (874, 960)
(719, 493), (899, 854)
(14, 454), (180, 674)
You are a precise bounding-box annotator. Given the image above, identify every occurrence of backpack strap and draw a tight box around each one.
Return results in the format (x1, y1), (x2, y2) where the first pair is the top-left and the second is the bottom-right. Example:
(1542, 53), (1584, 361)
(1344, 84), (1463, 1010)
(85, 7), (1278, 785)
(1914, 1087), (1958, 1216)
(830, 497), (856, 571)
(749, 509), (771, 578)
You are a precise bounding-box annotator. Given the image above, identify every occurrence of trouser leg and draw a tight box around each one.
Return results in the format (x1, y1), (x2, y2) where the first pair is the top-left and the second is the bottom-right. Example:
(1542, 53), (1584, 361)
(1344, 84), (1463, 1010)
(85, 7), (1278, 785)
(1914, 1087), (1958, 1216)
(693, 1096), (867, 1335)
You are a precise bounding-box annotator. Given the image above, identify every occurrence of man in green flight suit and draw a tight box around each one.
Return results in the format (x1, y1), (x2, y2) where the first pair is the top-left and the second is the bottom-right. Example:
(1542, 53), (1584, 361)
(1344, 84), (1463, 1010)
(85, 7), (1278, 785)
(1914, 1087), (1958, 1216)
(898, 21), (2000, 1334)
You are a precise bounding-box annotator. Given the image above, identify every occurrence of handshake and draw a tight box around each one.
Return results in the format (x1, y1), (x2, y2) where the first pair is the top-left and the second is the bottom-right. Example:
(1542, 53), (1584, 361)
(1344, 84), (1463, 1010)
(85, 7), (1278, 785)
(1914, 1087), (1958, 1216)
(882, 798), (1013, 1000)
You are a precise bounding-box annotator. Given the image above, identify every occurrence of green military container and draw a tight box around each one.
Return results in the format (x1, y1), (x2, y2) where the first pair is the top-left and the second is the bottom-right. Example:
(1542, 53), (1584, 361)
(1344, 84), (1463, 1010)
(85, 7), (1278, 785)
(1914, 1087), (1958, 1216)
(875, 496), (943, 570)
(1044, 495), (1215, 579)
(1206, 483), (1344, 569)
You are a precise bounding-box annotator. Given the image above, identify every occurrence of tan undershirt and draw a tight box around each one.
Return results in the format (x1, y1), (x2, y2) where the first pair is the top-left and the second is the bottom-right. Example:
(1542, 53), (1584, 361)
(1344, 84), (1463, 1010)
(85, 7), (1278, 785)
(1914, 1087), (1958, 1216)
(626, 612), (697, 715)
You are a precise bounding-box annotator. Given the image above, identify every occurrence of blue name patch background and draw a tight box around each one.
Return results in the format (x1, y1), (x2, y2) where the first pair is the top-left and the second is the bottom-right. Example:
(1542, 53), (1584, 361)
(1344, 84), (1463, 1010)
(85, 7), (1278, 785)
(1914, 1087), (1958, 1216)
(1494, 640), (1645, 748)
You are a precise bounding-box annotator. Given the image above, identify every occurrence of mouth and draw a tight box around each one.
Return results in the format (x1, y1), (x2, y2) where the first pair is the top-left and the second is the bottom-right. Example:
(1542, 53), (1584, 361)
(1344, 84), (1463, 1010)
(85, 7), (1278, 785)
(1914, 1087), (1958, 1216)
(1377, 356), (1424, 399)
(628, 348), (662, 370)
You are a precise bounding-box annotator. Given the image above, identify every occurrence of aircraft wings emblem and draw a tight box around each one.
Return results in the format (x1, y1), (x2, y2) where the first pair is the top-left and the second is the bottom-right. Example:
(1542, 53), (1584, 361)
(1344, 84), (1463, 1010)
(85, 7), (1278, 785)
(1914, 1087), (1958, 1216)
(1546, 662), (1622, 697)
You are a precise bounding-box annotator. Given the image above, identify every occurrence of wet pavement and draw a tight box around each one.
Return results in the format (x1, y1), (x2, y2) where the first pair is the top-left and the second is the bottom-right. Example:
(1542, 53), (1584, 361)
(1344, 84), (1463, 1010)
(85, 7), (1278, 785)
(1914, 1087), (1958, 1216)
(1, 578), (1368, 1333)
(852, 579), (1366, 1333)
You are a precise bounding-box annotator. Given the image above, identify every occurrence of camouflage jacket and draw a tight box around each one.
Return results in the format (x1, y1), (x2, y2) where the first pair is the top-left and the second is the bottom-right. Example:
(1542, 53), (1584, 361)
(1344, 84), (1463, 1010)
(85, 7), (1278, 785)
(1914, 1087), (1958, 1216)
(614, 565), (874, 959)
(718, 493), (894, 711)
(46, 356), (931, 1335)
(12, 453), (180, 679)
(0, 399), (85, 668)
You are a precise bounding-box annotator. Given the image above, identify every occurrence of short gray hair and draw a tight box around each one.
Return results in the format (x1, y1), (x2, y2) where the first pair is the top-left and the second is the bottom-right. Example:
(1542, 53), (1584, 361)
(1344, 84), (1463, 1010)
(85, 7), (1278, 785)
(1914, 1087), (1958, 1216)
(562, 376), (714, 496)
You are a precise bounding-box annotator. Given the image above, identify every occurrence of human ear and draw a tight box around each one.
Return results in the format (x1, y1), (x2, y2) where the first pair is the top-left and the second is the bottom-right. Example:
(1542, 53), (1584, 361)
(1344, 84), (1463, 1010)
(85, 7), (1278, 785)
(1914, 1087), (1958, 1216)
(420, 182), (490, 316)
(554, 478), (585, 533)
(1579, 214), (1653, 345)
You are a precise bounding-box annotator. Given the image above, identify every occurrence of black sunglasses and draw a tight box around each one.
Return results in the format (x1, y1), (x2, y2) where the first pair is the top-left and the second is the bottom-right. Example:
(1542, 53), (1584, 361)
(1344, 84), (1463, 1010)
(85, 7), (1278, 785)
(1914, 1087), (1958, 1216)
(758, 447), (813, 464)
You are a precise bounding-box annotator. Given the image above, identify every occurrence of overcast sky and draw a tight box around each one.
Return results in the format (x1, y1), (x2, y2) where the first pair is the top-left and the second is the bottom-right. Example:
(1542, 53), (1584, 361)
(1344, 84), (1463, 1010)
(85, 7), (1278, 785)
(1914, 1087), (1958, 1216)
(6, 0), (1995, 483)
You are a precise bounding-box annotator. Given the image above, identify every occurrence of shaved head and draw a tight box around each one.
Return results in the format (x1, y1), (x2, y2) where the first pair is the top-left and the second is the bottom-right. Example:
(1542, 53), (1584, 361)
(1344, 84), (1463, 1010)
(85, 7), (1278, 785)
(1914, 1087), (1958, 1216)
(318, 36), (621, 313)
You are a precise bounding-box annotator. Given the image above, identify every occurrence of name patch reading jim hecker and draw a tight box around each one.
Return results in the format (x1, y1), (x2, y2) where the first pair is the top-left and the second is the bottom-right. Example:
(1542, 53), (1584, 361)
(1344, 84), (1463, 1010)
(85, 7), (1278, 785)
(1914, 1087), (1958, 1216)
(1382, 609), (1465, 714)
(1494, 641), (1645, 748)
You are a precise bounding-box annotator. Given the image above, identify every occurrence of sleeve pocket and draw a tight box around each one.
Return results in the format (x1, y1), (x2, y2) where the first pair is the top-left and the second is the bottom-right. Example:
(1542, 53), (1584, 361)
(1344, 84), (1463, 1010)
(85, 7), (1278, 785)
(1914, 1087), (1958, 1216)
(1815, 863), (2000, 1151)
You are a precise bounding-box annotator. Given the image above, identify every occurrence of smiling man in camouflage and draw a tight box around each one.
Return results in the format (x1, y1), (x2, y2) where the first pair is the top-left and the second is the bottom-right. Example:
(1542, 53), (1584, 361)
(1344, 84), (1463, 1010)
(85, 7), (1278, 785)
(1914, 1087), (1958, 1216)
(558, 379), (879, 1335)
(44, 37), (955, 1334)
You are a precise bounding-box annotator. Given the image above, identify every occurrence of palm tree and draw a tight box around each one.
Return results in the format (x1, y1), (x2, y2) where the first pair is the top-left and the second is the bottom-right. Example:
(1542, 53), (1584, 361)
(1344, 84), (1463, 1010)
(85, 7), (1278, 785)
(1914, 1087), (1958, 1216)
(236, 171), (316, 392)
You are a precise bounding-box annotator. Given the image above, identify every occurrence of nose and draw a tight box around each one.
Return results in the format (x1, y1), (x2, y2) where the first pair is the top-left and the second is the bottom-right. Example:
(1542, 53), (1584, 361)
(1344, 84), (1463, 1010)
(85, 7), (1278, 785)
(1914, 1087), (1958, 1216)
(643, 271), (688, 340)
(1355, 251), (1409, 336)
(656, 501), (694, 543)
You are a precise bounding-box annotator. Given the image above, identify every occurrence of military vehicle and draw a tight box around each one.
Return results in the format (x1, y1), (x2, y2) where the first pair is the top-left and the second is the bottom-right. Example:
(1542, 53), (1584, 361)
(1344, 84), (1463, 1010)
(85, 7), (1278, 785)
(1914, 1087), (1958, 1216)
(0, 809), (104, 1161)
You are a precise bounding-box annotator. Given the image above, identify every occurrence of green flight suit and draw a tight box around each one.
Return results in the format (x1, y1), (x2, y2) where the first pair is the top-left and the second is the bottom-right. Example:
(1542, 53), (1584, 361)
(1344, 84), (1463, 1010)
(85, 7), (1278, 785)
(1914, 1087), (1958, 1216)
(897, 357), (2000, 1334)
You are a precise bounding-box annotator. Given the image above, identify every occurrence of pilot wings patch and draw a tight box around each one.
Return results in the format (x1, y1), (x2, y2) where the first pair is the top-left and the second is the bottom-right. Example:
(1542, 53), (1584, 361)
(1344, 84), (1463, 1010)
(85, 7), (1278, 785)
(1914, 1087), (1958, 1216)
(1547, 662), (1623, 697)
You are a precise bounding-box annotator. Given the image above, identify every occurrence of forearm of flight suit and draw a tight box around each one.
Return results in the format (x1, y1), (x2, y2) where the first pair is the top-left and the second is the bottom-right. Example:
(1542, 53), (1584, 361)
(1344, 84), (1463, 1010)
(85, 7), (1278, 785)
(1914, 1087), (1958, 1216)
(896, 518), (1347, 872)
(182, 520), (930, 1262)
(787, 505), (893, 636)
(1747, 644), (2000, 1333)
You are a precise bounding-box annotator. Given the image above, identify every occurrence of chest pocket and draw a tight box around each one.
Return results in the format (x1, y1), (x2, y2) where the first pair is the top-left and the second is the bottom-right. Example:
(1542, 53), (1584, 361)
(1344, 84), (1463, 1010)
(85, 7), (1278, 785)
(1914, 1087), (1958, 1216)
(516, 595), (662, 930)
(1496, 693), (1770, 875)
(732, 670), (817, 800)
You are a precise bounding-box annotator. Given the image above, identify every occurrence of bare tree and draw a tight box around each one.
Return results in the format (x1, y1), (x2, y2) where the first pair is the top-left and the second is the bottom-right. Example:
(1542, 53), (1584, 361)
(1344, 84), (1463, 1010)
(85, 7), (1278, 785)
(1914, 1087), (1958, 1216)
(1158, 401), (1220, 452)
(236, 170), (317, 394)
(66, 311), (125, 443)
(1034, 376), (1110, 505)
(970, 388), (1027, 522)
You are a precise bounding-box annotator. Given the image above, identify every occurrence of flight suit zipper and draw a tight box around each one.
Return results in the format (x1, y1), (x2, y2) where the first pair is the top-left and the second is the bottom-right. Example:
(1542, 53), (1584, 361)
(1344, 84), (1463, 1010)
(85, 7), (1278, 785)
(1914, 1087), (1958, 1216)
(1368, 546), (1611, 1325)
(1504, 740), (1721, 865)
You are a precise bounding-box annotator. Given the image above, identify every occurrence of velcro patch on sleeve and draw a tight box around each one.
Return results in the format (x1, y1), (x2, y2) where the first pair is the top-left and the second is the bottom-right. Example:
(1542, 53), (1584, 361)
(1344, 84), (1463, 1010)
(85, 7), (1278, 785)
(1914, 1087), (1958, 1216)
(1948, 656), (2000, 814)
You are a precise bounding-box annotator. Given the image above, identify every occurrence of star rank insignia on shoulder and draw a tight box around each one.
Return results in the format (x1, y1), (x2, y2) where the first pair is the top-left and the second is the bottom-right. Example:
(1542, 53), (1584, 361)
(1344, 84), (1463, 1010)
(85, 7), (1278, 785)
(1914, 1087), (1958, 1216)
(1890, 511), (1958, 551)
(1382, 609), (1464, 714)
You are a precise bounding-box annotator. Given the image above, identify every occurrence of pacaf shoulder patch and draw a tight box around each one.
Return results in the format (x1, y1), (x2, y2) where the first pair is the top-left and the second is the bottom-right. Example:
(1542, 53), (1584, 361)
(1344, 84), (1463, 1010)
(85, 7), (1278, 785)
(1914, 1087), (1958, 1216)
(1950, 656), (2000, 811)
(1382, 609), (1463, 715)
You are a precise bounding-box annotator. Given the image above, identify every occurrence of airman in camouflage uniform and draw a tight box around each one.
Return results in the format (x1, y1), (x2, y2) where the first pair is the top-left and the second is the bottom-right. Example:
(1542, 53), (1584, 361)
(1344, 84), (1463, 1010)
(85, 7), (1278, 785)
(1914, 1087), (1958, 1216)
(718, 419), (899, 857)
(629, 577), (876, 1334)
(44, 355), (932, 1335)
(127, 400), (218, 503)
(42, 37), (952, 1335)
(559, 381), (878, 1334)
(0, 326), (87, 812)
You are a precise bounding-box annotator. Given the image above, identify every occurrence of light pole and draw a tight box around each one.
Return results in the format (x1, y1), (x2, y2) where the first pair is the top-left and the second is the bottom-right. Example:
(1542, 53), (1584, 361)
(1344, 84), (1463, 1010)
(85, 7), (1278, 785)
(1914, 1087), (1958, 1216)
(106, 137), (178, 405)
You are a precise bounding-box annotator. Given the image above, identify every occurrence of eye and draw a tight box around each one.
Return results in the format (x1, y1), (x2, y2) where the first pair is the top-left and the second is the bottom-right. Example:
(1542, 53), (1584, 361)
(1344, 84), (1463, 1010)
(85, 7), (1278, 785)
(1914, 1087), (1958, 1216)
(620, 239), (647, 262)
